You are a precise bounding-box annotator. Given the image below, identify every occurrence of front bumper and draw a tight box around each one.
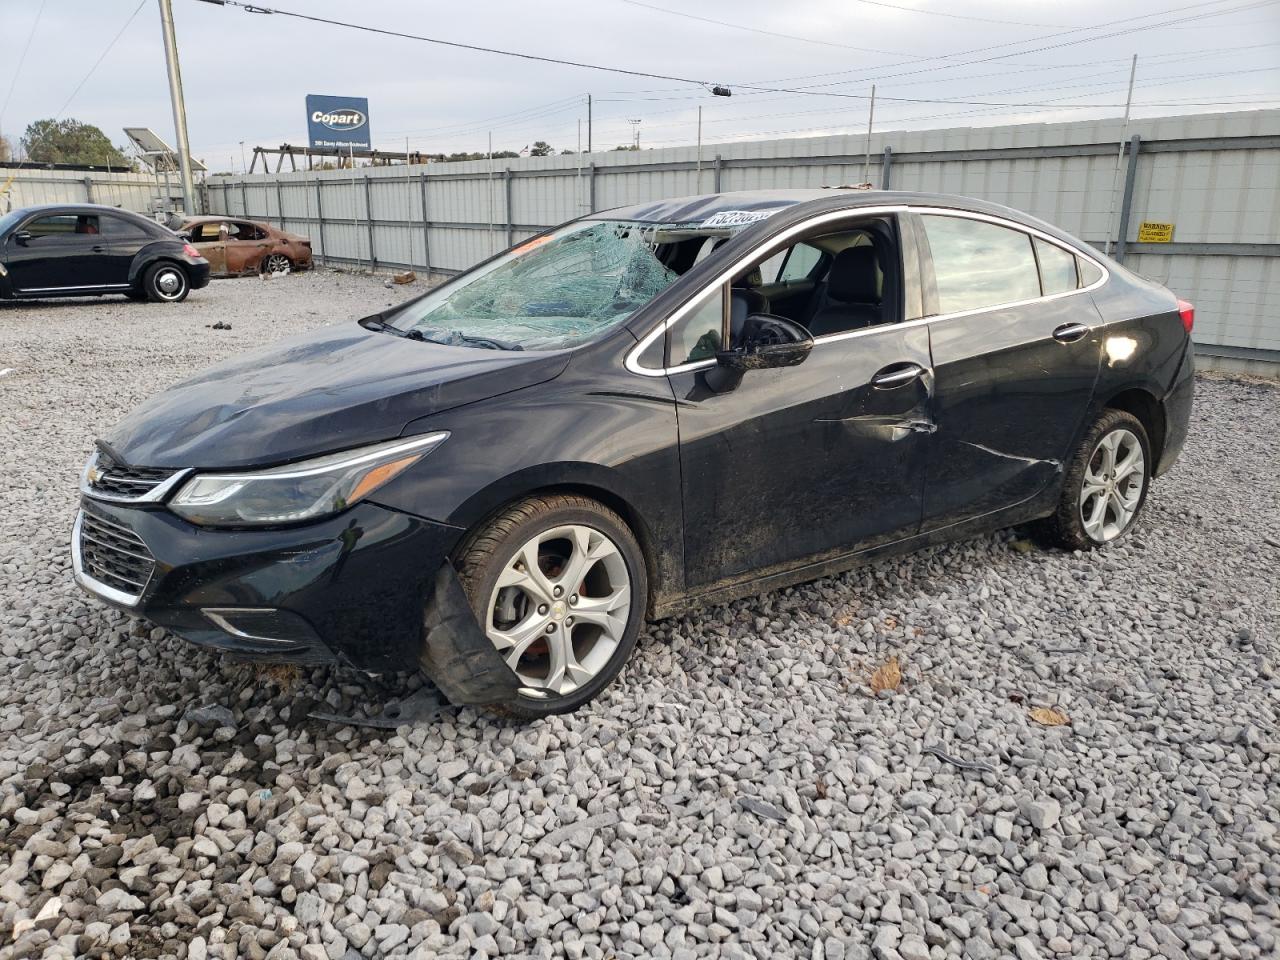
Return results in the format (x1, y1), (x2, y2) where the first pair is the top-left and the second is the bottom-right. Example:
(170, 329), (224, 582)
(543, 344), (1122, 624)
(73, 497), (464, 672)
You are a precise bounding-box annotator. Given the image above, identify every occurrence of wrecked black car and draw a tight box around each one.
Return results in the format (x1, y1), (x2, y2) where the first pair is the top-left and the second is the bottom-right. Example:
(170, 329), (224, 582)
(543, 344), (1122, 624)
(72, 189), (1195, 717)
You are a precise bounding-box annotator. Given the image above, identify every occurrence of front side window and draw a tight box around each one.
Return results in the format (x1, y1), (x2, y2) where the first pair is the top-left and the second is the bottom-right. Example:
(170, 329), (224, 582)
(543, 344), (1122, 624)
(24, 214), (99, 239)
(668, 286), (723, 366)
(190, 222), (223, 242)
(922, 215), (1040, 315)
(779, 243), (823, 282)
(1035, 237), (1078, 296)
(387, 220), (685, 351)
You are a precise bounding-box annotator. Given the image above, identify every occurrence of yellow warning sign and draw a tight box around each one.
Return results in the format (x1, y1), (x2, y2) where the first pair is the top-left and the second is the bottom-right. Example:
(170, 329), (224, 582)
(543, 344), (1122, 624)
(1137, 221), (1174, 243)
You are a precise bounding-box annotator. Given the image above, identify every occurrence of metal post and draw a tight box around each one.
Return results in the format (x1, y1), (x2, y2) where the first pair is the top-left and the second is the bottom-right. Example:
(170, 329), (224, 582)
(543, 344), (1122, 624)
(83, 176), (94, 204)
(504, 168), (514, 249)
(405, 136), (415, 269)
(419, 171), (431, 277)
(314, 178), (325, 265)
(587, 94), (592, 154)
(276, 180), (284, 229)
(588, 163), (596, 213)
(1114, 135), (1142, 263)
(863, 84), (876, 186)
(713, 154), (723, 193)
(157, 0), (197, 215)
(240, 180), (248, 217)
(363, 174), (376, 270)
(696, 106), (702, 193)
(880, 146), (893, 190)
(487, 132), (495, 254)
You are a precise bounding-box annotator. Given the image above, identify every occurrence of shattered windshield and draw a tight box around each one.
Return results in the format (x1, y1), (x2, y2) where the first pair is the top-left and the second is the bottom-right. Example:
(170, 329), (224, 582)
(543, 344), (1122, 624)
(384, 220), (684, 351)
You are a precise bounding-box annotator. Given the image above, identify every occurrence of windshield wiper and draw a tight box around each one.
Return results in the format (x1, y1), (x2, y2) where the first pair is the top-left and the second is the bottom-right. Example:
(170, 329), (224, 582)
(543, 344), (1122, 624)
(370, 323), (524, 351)
(448, 332), (525, 351)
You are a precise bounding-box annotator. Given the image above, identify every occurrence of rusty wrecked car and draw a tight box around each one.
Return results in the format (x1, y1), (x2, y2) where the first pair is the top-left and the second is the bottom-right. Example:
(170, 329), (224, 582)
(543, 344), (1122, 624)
(179, 216), (313, 277)
(74, 190), (1194, 718)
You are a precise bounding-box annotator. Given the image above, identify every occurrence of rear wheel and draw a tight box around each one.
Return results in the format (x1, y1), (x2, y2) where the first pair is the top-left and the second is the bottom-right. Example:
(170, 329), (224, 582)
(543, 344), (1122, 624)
(261, 254), (292, 275)
(142, 262), (190, 303)
(454, 495), (647, 718)
(1035, 409), (1151, 550)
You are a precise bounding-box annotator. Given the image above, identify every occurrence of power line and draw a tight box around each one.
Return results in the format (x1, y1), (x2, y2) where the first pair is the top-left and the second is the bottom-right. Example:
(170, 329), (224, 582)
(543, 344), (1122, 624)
(848, 0), (1068, 28)
(0, 0), (48, 130)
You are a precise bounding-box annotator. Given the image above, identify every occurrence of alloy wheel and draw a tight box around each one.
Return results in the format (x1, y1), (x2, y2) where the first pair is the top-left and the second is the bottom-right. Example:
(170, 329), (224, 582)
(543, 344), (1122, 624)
(154, 267), (186, 300)
(485, 524), (631, 696)
(263, 254), (291, 275)
(1079, 427), (1145, 542)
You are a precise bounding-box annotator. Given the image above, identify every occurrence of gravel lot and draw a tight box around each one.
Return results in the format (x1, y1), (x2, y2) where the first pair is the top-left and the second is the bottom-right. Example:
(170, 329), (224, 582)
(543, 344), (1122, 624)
(0, 270), (1277, 960)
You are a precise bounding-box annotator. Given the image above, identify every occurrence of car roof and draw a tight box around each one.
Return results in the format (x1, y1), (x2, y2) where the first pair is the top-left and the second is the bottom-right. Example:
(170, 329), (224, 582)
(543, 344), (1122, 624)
(180, 215), (266, 225)
(9, 203), (157, 220)
(590, 189), (1080, 246)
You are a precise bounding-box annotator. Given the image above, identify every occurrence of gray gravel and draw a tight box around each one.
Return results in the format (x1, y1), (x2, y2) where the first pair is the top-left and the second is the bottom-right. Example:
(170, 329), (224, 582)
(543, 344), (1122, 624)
(1, 270), (1277, 960)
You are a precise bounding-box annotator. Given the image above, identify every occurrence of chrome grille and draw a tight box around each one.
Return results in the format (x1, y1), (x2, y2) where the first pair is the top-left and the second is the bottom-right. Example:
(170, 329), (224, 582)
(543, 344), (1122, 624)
(78, 508), (156, 598)
(89, 453), (178, 500)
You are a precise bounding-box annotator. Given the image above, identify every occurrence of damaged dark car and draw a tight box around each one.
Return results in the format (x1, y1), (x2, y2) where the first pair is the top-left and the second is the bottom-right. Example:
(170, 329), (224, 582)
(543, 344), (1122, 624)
(72, 190), (1195, 717)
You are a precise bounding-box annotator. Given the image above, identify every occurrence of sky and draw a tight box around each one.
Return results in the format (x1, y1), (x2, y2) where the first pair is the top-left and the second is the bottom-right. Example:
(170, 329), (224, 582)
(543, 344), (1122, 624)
(1, 0), (1277, 172)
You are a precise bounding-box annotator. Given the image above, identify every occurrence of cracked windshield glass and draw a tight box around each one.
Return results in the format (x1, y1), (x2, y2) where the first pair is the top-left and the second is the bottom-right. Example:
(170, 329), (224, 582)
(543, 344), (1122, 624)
(384, 220), (685, 351)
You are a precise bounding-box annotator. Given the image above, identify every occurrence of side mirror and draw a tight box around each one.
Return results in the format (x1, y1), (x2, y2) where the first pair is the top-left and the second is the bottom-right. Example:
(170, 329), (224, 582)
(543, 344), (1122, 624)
(177, 231), (192, 242)
(12, 231), (31, 246)
(715, 313), (814, 371)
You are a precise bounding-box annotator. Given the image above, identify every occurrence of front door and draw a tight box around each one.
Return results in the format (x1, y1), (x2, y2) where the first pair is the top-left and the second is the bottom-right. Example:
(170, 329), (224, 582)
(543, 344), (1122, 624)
(917, 212), (1102, 527)
(664, 213), (933, 591)
(5, 213), (118, 292)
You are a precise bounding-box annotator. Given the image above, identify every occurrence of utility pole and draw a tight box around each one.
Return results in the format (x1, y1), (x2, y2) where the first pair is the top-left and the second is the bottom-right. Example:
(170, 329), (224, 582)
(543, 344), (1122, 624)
(628, 119), (641, 150)
(157, 0), (197, 215)
(586, 94), (592, 154)
(1105, 54), (1139, 256)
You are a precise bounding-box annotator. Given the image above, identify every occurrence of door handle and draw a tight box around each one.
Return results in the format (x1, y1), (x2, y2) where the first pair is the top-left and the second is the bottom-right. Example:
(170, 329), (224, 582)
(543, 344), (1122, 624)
(91, 245), (105, 253)
(871, 362), (927, 389)
(1053, 322), (1089, 343)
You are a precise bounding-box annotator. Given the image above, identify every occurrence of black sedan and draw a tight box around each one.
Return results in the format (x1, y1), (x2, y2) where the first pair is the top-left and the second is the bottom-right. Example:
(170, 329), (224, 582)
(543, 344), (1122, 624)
(72, 190), (1195, 717)
(0, 203), (209, 302)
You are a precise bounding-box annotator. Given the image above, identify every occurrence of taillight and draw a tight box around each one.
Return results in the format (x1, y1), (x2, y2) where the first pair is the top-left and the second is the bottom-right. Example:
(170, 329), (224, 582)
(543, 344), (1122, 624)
(1176, 298), (1194, 333)
(183, 243), (201, 258)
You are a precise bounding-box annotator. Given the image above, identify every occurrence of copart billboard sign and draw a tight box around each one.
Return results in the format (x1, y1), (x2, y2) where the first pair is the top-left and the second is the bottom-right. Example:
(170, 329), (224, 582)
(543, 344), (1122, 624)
(306, 95), (371, 150)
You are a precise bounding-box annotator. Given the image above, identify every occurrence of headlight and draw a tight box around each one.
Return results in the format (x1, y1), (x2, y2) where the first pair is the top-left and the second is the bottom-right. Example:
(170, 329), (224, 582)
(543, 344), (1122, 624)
(169, 433), (448, 526)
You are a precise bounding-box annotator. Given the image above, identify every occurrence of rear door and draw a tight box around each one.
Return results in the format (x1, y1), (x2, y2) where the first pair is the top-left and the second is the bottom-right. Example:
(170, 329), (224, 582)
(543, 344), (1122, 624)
(917, 210), (1103, 528)
(188, 221), (228, 275)
(4, 213), (119, 292)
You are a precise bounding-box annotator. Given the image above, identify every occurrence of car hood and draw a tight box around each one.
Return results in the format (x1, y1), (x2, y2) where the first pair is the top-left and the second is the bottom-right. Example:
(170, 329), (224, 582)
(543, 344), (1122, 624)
(104, 323), (570, 469)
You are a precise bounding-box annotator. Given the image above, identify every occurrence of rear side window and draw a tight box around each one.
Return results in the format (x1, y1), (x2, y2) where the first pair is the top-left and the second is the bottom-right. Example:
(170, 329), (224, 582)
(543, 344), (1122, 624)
(1078, 258), (1103, 287)
(668, 286), (723, 366)
(99, 215), (153, 241)
(922, 215), (1040, 314)
(1034, 238), (1078, 296)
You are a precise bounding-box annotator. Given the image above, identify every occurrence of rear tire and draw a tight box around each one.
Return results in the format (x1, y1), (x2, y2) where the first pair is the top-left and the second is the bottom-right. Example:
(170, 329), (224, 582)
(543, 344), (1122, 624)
(142, 262), (190, 303)
(1034, 409), (1151, 550)
(260, 254), (292, 275)
(452, 494), (648, 718)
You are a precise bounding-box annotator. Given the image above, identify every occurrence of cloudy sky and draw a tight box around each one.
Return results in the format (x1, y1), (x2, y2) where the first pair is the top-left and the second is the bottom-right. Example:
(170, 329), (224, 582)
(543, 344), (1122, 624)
(1, 0), (1277, 170)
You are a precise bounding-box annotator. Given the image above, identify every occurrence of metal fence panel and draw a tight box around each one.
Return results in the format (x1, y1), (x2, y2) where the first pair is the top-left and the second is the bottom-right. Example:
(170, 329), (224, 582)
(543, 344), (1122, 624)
(201, 108), (1280, 370)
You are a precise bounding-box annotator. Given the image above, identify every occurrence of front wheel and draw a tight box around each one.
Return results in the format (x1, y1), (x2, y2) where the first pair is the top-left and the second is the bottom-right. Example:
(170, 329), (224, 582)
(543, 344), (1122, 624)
(1035, 409), (1151, 550)
(452, 495), (648, 718)
(142, 262), (190, 303)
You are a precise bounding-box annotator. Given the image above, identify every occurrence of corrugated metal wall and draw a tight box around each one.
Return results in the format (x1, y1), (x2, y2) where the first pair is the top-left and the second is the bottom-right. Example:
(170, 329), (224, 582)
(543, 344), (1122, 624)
(202, 108), (1277, 373)
(1, 167), (169, 215)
